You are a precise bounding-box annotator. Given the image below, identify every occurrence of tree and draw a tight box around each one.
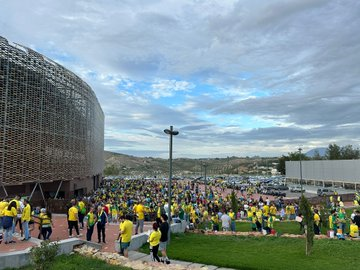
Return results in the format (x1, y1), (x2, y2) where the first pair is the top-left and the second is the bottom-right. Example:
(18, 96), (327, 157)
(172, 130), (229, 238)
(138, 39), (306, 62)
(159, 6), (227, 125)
(277, 155), (290, 175)
(230, 190), (238, 214)
(299, 195), (314, 256)
(103, 165), (120, 176)
(326, 144), (341, 160)
(277, 151), (309, 175)
(340, 145), (360, 159)
(325, 143), (360, 160)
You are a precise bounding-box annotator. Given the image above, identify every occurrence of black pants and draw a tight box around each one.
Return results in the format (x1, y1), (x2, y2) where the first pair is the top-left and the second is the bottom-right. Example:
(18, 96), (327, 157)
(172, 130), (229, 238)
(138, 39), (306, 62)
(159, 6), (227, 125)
(150, 244), (160, 262)
(69, 221), (79, 236)
(314, 224), (320, 235)
(97, 223), (106, 243)
(87, 225), (94, 241)
(41, 227), (52, 240)
(79, 213), (85, 228)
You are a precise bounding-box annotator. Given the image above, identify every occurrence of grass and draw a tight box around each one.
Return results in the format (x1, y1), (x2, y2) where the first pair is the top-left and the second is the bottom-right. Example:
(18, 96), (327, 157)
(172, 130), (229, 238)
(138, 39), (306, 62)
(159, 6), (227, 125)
(6, 253), (132, 270)
(140, 233), (360, 270)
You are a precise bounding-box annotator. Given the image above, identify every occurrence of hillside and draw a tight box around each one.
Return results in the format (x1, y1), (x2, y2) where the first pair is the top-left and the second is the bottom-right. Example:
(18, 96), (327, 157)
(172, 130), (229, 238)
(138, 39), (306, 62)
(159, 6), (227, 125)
(103, 151), (279, 177)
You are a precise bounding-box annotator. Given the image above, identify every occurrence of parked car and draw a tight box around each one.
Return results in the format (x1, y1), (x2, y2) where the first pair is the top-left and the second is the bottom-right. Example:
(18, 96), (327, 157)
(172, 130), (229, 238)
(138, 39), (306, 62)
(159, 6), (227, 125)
(290, 185), (305, 193)
(272, 184), (289, 190)
(270, 190), (287, 197)
(317, 188), (333, 196)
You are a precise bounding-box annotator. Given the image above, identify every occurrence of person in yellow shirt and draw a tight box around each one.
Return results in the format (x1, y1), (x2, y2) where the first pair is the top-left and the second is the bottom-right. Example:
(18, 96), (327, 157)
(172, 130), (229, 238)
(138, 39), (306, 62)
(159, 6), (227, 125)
(349, 219), (359, 238)
(148, 222), (161, 262)
(228, 209), (236, 232)
(39, 208), (53, 240)
(3, 200), (17, 244)
(211, 212), (219, 231)
(134, 201), (145, 234)
(269, 204), (277, 216)
(78, 198), (86, 230)
(10, 195), (21, 235)
(118, 214), (133, 258)
(313, 209), (321, 235)
(86, 206), (96, 241)
(0, 198), (9, 232)
(68, 199), (81, 237)
(21, 199), (31, 241)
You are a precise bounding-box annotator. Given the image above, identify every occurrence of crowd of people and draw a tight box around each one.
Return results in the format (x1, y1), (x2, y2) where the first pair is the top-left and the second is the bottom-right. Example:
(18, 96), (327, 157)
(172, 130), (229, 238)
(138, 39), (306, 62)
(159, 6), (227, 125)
(1, 178), (360, 261)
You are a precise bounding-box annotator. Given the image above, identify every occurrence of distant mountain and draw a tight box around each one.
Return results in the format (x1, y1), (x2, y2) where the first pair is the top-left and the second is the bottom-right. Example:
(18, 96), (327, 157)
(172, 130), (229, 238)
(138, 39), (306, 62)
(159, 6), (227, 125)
(305, 147), (327, 158)
(103, 151), (279, 177)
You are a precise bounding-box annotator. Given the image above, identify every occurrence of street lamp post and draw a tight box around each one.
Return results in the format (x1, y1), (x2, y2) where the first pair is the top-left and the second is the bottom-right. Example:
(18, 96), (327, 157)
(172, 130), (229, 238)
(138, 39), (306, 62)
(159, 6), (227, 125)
(164, 126), (179, 243)
(298, 148), (303, 195)
(203, 163), (208, 199)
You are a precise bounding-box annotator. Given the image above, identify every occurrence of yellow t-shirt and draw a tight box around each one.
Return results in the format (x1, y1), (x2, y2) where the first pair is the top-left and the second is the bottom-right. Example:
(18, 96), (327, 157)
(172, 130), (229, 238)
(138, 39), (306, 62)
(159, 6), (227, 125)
(9, 199), (20, 211)
(134, 204), (145, 220)
(314, 213), (320, 225)
(270, 206), (277, 216)
(263, 205), (269, 217)
(40, 213), (51, 226)
(350, 224), (359, 237)
(149, 230), (161, 247)
(120, 220), (133, 243)
(0, 201), (9, 217)
(68, 206), (78, 221)
(21, 204), (31, 222)
(3, 207), (17, 217)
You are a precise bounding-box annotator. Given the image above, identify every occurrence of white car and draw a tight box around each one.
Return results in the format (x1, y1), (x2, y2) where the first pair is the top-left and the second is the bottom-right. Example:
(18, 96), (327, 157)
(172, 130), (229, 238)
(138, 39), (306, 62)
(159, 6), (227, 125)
(290, 185), (304, 193)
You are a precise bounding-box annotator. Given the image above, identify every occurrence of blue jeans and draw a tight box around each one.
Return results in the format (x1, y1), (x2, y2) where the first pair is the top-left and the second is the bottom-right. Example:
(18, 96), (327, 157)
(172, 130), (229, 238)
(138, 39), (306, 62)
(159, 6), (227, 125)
(23, 221), (30, 239)
(231, 221), (236, 232)
(4, 227), (12, 243)
(135, 219), (144, 234)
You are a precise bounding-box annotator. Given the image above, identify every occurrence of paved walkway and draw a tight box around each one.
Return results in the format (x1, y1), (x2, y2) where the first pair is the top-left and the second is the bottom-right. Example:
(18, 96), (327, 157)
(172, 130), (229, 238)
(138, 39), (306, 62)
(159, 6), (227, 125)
(0, 214), (152, 253)
(128, 250), (235, 270)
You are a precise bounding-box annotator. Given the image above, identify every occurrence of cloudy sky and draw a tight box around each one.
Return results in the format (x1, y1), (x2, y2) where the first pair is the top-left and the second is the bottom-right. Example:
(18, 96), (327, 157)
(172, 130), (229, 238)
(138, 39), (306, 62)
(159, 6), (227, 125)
(1, 0), (359, 158)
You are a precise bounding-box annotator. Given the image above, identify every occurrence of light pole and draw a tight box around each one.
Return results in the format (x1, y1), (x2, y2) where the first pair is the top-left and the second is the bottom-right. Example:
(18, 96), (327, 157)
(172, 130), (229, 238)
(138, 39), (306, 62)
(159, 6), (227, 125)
(203, 163), (208, 199)
(164, 126), (179, 243)
(298, 148), (303, 195)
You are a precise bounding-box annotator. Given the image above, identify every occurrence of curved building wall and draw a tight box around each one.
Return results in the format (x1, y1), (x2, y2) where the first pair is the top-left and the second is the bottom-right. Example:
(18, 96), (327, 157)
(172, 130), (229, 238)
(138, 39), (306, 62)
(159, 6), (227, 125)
(0, 36), (104, 198)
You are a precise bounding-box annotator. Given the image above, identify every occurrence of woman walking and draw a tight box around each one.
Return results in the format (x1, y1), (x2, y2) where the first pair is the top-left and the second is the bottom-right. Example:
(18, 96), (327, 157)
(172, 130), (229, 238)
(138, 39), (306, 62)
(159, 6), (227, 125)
(149, 222), (161, 262)
(2, 201), (17, 244)
(39, 208), (53, 240)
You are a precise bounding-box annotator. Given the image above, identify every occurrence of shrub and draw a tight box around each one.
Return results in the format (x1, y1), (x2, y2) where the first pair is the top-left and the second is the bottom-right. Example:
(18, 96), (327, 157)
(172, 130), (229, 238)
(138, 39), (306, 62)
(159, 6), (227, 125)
(30, 240), (59, 270)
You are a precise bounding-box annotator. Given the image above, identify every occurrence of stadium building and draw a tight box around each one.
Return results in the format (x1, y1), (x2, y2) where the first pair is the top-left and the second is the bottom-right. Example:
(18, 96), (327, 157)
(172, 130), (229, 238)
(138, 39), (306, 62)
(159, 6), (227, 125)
(286, 160), (360, 190)
(0, 36), (104, 200)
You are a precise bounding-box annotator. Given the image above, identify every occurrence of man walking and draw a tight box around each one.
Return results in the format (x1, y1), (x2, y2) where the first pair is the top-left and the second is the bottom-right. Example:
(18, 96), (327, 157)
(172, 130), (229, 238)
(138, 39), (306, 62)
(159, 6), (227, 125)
(118, 214), (133, 258)
(68, 199), (81, 237)
(221, 211), (231, 231)
(134, 200), (145, 234)
(159, 214), (170, 264)
(21, 199), (31, 241)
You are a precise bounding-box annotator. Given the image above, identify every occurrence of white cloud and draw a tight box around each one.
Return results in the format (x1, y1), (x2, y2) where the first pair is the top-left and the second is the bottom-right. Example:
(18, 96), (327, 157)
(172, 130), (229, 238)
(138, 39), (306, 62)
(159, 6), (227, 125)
(148, 79), (195, 99)
(1, 0), (360, 158)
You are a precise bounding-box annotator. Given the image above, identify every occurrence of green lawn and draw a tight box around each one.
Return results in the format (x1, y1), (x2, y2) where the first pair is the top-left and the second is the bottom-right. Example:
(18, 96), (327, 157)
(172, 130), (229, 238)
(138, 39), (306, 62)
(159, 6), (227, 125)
(6, 253), (132, 270)
(140, 233), (360, 270)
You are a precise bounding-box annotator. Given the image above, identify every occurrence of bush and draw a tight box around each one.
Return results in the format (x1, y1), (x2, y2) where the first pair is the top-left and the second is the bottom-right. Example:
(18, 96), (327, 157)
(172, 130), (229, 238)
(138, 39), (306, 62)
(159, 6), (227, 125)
(30, 240), (59, 270)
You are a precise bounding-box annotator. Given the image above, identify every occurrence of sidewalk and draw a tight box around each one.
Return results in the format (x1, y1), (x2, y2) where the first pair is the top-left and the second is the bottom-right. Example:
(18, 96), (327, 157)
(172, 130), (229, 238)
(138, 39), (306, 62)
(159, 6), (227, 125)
(0, 214), (152, 253)
(127, 251), (236, 270)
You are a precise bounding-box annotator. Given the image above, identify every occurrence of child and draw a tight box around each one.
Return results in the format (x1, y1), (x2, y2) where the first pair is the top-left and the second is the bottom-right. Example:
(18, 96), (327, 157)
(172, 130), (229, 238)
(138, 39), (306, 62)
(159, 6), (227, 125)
(149, 222), (161, 262)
